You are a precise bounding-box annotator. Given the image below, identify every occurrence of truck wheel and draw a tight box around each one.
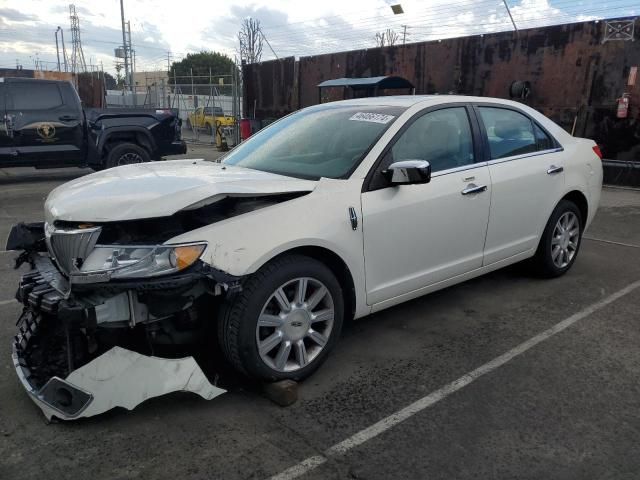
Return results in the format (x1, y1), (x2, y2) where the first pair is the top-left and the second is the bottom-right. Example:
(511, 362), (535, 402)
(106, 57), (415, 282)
(105, 143), (151, 169)
(206, 123), (213, 136)
(186, 118), (193, 130)
(531, 199), (583, 278)
(218, 254), (344, 382)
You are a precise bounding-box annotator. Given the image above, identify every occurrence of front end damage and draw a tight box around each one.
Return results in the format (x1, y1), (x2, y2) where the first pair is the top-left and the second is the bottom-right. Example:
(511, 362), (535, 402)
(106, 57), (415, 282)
(8, 222), (239, 420)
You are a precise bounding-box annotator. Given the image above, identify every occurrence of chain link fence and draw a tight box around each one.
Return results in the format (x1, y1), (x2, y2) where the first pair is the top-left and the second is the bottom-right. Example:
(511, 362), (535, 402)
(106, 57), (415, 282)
(106, 69), (242, 149)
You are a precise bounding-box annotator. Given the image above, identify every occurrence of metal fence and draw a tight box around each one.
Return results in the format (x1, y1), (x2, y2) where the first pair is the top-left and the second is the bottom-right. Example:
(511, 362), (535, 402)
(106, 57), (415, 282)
(106, 69), (242, 148)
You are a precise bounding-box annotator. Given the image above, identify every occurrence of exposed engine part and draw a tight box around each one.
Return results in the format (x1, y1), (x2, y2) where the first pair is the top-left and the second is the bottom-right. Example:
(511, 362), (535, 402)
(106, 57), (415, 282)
(92, 292), (130, 325)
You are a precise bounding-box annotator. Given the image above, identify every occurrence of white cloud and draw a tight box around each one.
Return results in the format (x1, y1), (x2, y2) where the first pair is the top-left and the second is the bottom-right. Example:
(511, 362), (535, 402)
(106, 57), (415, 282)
(0, 0), (636, 73)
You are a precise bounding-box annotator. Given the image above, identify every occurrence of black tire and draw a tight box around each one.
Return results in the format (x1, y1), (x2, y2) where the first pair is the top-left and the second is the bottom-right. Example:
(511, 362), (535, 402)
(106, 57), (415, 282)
(206, 123), (213, 136)
(531, 199), (583, 278)
(218, 254), (344, 381)
(186, 118), (193, 130)
(105, 142), (151, 169)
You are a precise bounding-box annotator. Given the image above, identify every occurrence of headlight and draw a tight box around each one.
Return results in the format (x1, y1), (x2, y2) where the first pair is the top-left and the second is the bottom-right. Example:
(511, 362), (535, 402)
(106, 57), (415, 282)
(79, 243), (206, 279)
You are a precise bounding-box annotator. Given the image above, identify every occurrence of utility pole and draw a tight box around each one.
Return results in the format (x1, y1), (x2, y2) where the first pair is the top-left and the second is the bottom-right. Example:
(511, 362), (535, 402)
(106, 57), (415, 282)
(127, 20), (136, 106)
(55, 27), (62, 71)
(69, 4), (87, 73)
(502, 0), (518, 36)
(120, 0), (130, 94)
(127, 21), (134, 86)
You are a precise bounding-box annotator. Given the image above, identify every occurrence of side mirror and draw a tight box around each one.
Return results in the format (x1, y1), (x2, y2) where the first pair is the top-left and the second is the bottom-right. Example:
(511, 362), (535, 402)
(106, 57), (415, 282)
(382, 160), (431, 185)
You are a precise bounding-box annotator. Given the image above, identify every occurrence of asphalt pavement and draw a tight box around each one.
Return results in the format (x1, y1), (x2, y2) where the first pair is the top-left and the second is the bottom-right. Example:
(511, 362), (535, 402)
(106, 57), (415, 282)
(0, 167), (639, 480)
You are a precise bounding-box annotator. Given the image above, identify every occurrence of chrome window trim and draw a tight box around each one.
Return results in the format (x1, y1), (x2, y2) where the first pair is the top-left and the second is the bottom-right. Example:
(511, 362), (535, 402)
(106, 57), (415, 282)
(486, 147), (564, 166)
(431, 161), (489, 178)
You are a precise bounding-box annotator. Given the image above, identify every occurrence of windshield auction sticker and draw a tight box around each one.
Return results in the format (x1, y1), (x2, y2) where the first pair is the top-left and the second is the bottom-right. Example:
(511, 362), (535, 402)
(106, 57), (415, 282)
(349, 112), (395, 124)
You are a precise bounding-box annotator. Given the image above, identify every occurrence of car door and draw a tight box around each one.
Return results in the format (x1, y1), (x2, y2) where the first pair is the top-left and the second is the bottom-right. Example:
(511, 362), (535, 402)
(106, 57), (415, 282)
(475, 105), (565, 265)
(361, 105), (491, 306)
(6, 80), (84, 166)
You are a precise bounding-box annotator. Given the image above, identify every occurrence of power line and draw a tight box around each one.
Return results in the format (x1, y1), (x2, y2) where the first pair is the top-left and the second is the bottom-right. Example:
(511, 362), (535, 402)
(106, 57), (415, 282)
(1, 0), (637, 71)
(257, 3), (636, 55)
(258, 0), (634, 45)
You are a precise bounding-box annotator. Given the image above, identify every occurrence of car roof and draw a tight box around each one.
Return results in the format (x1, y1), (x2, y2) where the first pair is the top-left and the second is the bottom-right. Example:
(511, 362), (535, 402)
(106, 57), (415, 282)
(331, 95), (527, 109)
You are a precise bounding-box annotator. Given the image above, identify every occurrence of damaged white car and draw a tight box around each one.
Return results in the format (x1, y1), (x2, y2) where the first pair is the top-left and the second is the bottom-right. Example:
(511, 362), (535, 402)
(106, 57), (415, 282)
(7, 96), (602, 420)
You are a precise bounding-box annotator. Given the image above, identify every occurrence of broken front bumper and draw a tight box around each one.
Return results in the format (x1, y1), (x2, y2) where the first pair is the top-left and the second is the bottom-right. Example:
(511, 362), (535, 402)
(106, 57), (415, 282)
(11, 259), (225, 421)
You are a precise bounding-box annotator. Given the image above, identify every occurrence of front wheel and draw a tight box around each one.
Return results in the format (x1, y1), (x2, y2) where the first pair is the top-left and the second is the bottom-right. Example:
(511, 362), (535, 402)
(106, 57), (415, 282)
(531, 199), (583, 277)
(218, 254), (344, 381)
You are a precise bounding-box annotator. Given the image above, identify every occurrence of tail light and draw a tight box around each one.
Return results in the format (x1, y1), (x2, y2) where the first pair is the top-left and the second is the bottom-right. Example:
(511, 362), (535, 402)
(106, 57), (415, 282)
(592, 145), (603, 160)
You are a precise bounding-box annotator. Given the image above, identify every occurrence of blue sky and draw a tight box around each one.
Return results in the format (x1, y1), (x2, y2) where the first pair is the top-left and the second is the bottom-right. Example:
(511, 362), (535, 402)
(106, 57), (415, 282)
(0, 0), (637, 74)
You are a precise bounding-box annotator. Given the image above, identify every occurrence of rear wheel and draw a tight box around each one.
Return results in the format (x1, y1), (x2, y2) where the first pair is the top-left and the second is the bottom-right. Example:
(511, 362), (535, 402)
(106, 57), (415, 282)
(218, 254), (344, 381)
(206, 123), (213, 136)
(105, 142), (151, 169)
(531, 199), (583, 277)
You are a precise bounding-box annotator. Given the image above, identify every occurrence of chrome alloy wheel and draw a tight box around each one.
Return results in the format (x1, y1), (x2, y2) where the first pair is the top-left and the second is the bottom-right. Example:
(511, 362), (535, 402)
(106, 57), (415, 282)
(256, 277), (335, 373)
(551, 211), (580, 269)
(117, 152), (144, 165)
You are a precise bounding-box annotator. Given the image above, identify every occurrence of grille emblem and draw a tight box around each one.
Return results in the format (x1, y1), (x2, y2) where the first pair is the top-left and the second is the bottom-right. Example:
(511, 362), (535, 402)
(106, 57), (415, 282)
(45, 225), (102, 276)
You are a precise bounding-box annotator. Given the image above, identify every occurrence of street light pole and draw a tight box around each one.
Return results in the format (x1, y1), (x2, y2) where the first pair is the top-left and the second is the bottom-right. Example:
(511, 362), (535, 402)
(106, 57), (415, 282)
(503, 0), (519, 35)
(120, 0), (130, 94)
(55, 27), (62, 72)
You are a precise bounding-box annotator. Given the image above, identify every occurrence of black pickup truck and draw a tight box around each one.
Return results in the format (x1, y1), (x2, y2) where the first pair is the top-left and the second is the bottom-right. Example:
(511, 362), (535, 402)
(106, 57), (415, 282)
(0, 77), (186, 170)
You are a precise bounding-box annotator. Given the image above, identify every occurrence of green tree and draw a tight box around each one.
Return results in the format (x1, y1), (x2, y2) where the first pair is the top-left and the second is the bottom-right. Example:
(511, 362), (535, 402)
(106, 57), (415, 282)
(115, 63), (124, 90)
(103, 72), (117, 90)
(169, 51), (237, 94)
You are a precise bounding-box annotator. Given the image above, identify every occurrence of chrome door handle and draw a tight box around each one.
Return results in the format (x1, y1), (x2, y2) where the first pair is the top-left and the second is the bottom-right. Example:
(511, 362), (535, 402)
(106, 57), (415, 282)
(461, 184), (487, 195)
(348, 206), (358, 230)
(547, 165), (564, 175)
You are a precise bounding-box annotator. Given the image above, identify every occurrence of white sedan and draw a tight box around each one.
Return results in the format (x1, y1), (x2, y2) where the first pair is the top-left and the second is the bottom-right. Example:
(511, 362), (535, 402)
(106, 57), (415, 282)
(8, 96), (602, 419)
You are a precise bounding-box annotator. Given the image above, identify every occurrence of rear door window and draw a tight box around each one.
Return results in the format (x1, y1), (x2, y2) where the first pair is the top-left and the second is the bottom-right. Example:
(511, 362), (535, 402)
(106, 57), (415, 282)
(534, 123), (555, 150)
(0, 83), (5, 112)
(9, 82), (63, 110)
(478, 107), (537, 160)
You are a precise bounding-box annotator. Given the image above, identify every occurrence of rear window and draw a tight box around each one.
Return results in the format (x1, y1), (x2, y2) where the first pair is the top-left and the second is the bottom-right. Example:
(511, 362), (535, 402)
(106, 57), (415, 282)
(10, 82), (63, 110)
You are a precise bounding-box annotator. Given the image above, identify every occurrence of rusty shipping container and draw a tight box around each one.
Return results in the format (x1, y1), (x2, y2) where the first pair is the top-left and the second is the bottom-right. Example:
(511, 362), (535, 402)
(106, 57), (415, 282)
(243, 17), (640, 168)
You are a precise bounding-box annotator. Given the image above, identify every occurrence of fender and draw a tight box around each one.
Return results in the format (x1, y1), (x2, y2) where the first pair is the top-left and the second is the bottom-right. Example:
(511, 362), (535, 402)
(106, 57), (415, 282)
(96, 125), (158, 158)
(534, 186), (590, 244)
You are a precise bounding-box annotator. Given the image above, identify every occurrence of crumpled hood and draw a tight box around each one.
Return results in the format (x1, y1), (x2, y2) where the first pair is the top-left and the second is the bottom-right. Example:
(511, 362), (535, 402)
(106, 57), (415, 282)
(45, 159), (317, 223)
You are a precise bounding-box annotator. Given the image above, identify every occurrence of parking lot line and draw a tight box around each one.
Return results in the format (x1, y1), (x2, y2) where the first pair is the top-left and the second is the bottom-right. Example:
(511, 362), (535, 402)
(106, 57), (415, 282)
(584, 236), (640, 249)
(268, 279), (640, 480)
(0, 299), (17, 306)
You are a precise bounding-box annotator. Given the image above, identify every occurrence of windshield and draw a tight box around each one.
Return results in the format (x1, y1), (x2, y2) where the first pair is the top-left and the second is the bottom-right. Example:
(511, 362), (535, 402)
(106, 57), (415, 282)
(223, 105), (405, 179)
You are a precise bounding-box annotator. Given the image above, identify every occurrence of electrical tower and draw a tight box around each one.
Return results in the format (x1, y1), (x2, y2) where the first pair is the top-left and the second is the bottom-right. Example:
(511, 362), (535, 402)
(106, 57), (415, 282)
(69, 4), (87, 73)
